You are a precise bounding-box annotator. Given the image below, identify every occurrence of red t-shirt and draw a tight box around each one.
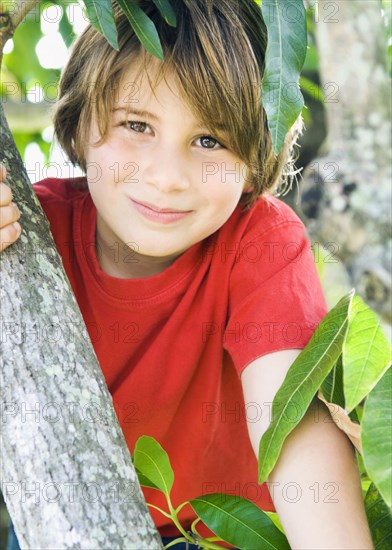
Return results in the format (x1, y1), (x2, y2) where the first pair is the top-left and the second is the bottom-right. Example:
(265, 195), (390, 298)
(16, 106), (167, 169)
(33, 177), (328, 539)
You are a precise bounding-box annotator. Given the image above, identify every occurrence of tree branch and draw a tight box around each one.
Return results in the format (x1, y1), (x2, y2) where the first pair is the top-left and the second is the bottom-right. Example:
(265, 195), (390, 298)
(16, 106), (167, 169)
(8, 0), (39, 28)
(0, 0), (40, 65)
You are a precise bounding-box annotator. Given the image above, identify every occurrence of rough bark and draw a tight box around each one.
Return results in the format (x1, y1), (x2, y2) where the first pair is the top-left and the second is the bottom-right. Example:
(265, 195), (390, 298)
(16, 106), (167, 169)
(300, 0), (391, 322)
(0, 104), (163, 548)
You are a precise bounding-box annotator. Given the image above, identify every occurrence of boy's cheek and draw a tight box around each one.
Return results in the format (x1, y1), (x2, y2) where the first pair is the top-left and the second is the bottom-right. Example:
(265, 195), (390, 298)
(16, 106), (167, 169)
(200, 177), (246, 203)
(201, 160), (246, 185)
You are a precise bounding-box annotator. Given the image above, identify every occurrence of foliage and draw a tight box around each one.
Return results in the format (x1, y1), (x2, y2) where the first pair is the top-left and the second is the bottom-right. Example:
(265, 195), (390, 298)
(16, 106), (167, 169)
(83, 0), (119, 49)
(134, 290), (391, 548)
(261, 0), (307, 153)
(258, 291), (391, 505)
(133, 436), (290, 549)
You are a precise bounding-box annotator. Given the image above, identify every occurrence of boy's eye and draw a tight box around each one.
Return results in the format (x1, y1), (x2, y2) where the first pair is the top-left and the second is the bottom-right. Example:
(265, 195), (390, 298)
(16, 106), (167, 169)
(124, 121), (223, 150)
(197, 136), (223, 150)
(127, 120), (149, 133)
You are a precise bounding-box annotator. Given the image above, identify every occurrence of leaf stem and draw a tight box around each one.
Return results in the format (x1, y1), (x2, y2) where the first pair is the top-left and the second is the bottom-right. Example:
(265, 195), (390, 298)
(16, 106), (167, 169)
(175, 500), (191, 515)
(147, 503), (172, 519)
(163, 537), (189, 549)
(190, 516), (201, 534)
(167, 501), (193, 542)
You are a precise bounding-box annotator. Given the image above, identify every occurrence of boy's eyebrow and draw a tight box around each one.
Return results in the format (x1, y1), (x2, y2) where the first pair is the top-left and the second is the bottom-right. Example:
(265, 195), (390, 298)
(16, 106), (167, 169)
(112, 107), (159, 121)
(112, 107), (226, 132)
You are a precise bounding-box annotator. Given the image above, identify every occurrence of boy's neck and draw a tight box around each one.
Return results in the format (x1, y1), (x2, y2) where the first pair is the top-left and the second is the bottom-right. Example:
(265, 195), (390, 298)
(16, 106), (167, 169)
(94, 217), (181, 279)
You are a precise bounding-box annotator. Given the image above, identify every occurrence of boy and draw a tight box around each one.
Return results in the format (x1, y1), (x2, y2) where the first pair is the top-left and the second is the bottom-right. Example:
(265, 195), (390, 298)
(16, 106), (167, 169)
(1, 0), (373, 548)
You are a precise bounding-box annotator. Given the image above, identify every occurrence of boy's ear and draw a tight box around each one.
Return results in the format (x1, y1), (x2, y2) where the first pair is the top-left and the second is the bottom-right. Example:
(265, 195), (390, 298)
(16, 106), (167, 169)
(243, 185), (254, 193)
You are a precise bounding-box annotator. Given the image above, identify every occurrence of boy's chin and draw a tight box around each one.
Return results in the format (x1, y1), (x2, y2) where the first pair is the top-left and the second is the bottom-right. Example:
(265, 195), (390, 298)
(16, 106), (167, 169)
(131, 244), (188, 262)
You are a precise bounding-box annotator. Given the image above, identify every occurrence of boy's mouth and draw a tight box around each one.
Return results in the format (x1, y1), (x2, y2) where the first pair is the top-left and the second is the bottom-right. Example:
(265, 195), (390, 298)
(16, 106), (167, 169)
(129, 198), (193, 224)
(130, 198), (192, 214)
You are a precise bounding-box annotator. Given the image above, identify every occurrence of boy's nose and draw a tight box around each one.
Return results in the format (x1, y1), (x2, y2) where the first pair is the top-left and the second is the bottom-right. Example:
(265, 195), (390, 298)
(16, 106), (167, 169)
(142, 146), (191, 193)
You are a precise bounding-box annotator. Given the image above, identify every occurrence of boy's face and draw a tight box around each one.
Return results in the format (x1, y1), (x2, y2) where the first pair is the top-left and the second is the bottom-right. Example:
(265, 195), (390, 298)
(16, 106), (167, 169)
(85, 58), (249, 276)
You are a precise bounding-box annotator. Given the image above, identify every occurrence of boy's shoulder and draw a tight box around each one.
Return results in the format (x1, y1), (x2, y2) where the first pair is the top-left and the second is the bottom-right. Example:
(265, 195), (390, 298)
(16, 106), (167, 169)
(33, 176), (88, 203)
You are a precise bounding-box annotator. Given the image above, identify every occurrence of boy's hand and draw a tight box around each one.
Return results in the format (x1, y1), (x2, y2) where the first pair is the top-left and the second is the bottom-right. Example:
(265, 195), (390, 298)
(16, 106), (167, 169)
(0, 163), (22, 252)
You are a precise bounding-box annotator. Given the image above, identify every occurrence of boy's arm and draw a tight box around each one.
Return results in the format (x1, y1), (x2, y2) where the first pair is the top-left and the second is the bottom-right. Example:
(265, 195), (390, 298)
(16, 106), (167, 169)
(241, 350), (374, 550)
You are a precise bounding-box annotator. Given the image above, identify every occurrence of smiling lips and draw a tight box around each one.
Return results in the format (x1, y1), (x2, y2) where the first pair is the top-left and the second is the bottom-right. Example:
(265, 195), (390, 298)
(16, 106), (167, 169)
(130, 198), (193, 224)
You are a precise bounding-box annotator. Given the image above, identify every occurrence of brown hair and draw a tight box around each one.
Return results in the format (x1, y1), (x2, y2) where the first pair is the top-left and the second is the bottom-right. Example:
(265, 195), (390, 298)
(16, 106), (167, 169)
(54, 0), (303, 208)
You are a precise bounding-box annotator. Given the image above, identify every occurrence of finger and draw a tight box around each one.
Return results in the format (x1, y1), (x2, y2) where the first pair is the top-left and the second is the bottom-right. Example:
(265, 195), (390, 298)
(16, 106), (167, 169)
(0, 222), (22, 253)
(0, 203), (21, 228)
(0, 163), (7, 182)
(0, 181), (13, 206)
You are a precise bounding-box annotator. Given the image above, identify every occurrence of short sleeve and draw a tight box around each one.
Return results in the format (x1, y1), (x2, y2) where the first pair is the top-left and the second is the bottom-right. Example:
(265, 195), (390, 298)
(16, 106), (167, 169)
(223, 217), (328, 377)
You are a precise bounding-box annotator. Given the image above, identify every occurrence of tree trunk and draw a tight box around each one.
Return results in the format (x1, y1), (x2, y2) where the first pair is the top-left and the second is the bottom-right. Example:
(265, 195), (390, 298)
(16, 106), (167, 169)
(300, 0), (391, 322)
(0, 103), (163, 548)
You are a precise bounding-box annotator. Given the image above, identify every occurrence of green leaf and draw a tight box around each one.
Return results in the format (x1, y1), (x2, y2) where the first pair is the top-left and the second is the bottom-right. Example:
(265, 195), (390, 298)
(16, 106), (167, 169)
(116, 0), (164, 61)
(133, 436), (174, 498)
(300, 104), (312, 127)
(190, 494), (290, 550)
(299, 75), (324, 103)
(362, 367), (392, 507)
(357, 449), (369, 479)
(364, 482), (392, 550)
(82, 0), (119, 50)
(58, 7), (77, 48)
(135, 466), (160, 490)
(152, 0), (177, 27)
(263, 511), (284, 533)
(343, 295), (392, 412)
(259, 290), (354, 483)
(347, 405), (360, 424)
(261, 0), (308, 154)
(302, 42), (319, 72)
(320, 354), (345, 408)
